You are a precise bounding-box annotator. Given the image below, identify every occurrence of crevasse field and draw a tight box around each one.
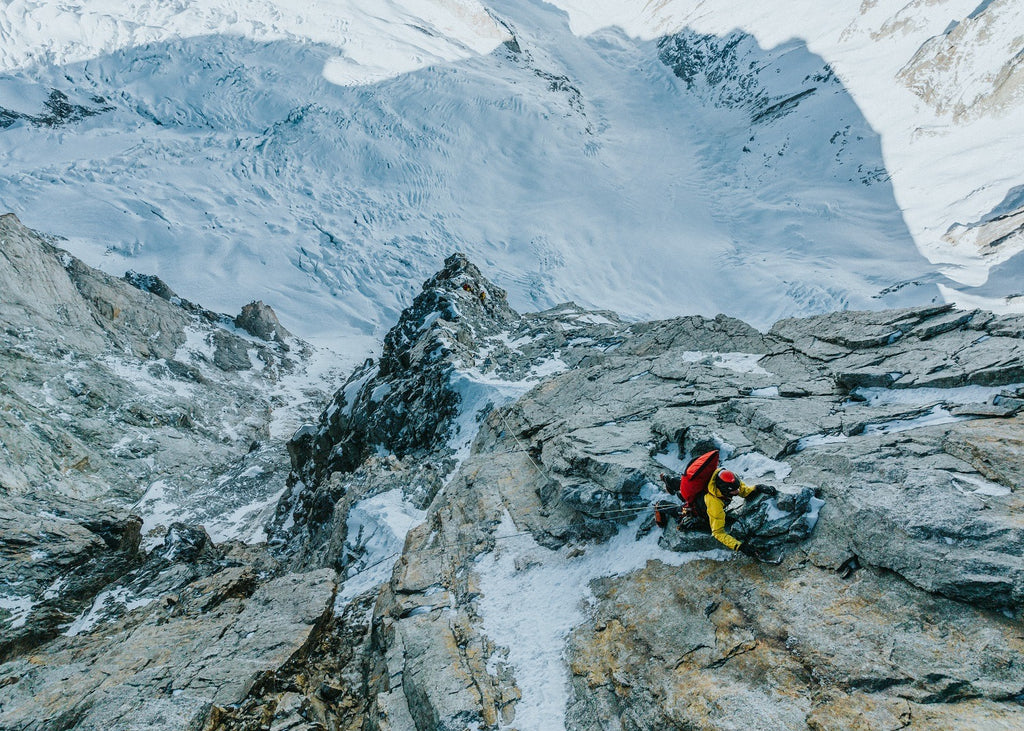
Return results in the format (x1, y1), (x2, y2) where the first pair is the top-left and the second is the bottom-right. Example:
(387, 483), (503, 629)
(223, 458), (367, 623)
(1, 0), (1021, 352)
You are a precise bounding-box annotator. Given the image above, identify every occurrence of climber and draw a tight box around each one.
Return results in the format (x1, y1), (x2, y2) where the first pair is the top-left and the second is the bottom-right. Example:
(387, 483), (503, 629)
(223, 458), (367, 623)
(654, 450), (777, 560)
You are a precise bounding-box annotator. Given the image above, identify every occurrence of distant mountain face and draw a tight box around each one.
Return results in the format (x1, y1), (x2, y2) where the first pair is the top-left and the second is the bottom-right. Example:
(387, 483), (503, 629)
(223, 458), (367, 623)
(0, 0), (1020, 347)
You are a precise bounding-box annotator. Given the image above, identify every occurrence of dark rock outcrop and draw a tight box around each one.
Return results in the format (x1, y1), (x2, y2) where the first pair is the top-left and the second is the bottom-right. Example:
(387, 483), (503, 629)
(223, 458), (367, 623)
(235, 300), (291, 343)
(0, 494), (144, 663)
(287, 253), (519, 486)
(0, 89), (113, 129)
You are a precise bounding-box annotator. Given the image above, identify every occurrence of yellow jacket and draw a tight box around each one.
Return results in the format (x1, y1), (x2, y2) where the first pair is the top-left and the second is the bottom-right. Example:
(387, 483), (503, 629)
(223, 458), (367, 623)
(703, 469), (756, 551)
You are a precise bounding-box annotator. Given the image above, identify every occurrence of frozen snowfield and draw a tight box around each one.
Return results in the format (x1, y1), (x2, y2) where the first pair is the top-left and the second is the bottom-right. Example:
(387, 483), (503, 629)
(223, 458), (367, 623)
(2, 0), (1020, 357)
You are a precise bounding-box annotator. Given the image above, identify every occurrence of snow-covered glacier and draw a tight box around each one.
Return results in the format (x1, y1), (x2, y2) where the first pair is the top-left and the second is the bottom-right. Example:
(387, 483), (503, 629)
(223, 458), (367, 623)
(1, 0), (1021, 350)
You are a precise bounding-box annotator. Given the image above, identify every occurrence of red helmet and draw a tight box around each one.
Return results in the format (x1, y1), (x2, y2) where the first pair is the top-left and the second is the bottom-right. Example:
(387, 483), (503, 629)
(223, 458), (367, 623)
(716, 470), (740, 495)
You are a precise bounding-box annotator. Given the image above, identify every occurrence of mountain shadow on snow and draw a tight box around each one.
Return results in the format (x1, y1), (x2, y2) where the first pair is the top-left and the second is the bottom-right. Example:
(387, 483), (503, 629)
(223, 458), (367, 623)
(0, 0), (955, 341)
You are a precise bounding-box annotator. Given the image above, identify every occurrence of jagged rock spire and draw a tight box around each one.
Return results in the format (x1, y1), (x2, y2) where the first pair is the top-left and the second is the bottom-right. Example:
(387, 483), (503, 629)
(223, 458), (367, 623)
(286, 254), (517, 490)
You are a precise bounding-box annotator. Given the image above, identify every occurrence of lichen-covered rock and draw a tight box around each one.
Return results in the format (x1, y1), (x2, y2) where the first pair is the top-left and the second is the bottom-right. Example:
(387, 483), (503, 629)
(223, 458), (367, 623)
(566, 559), (1024, 731)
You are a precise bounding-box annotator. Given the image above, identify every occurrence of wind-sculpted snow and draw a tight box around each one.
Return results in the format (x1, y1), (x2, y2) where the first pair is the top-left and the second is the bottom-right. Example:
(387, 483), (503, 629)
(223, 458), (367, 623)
(0, 0), (987, 351)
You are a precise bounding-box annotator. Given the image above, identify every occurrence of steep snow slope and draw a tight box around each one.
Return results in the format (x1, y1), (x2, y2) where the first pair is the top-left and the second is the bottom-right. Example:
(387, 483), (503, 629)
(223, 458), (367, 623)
(0, 0), (1019, 350)
(550, 0), (1024, 298)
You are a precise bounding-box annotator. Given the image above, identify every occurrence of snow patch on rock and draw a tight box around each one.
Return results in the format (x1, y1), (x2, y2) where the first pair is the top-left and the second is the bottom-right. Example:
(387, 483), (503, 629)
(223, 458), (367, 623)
(476, 511), (727, 730)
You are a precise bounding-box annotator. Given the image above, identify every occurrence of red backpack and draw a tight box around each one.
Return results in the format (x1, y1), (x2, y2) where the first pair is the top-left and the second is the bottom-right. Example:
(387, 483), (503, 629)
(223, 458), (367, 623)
(678, 449), (719, 507)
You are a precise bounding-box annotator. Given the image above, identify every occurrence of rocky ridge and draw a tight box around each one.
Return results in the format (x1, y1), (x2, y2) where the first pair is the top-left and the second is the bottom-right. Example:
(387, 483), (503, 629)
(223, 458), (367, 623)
(0, 214), (337, 728)
(272, 253), (632, 569)
(3, 245), (1024, 730)
(222, 256), (1022, 730)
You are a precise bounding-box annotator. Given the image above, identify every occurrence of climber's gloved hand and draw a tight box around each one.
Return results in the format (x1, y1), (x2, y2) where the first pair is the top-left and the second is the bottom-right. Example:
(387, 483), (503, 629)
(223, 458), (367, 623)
(754, 483), (778, 498)
(738, 542), (761, 559)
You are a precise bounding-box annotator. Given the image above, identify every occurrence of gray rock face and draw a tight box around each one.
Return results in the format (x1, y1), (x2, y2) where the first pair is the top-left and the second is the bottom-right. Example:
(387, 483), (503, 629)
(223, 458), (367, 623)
(0, 213), (299, 505)
(0, 213), (304, 585)
(6, 249), (1024, 731)
(271, 253), (631, 565)
(0, 215), (339, 731)
(235, 300), (291, 343)
(261, 258), (1023, 730)
(0, 555), (335, 731)
(1, 508), (337, 731)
